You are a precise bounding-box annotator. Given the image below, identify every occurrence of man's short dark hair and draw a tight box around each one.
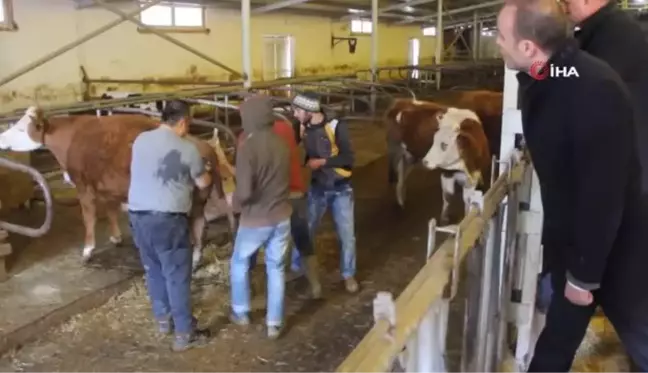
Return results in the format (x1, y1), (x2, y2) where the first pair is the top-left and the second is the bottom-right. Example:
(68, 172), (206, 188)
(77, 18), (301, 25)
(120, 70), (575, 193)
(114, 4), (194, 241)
(511, 0), (571, 52)
(161, 99), (191, 125)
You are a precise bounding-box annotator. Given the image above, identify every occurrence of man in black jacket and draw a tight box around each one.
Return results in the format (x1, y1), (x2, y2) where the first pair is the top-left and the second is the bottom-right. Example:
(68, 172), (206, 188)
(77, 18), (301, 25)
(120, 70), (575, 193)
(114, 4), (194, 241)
(292, 92), (359, 294)
(567, 0), (648, 196)
(496, 0), (648, 370)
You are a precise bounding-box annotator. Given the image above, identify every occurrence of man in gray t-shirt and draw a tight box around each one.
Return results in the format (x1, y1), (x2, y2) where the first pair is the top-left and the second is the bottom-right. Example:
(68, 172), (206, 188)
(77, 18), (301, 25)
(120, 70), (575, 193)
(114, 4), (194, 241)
(128, 124), (204, 214)
(127, 100), (211, 352)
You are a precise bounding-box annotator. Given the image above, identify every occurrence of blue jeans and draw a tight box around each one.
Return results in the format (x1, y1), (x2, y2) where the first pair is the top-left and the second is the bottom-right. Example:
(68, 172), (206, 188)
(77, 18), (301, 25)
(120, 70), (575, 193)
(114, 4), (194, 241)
(230, 219), (291, 327)
(299, 184), (356, 279)
(129, 211), (194, 335)
(249, 196), (314, 272)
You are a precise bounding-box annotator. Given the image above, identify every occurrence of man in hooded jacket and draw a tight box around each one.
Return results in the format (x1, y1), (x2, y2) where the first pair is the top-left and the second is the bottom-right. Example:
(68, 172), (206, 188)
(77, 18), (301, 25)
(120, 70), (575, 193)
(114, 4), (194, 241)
(228, 95), (292, 340)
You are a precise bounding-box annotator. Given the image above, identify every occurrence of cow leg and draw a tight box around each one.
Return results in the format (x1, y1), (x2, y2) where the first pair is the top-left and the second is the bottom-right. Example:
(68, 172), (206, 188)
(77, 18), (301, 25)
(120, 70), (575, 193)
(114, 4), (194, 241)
(395, 158), (412, 207)
(105, 201), (123, 247)
(191, 214), (206, 270)
(440, 173), (456, 226)
(387, 140), (403, 185)
(79, 192), (97, 264)
(462, 184), (477, 217)
(225, 193), (238, 236)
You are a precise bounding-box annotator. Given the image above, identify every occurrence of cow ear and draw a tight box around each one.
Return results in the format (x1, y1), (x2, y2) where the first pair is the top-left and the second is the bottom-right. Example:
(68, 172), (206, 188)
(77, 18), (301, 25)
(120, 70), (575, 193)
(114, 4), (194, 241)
(456, 118), (490, 175)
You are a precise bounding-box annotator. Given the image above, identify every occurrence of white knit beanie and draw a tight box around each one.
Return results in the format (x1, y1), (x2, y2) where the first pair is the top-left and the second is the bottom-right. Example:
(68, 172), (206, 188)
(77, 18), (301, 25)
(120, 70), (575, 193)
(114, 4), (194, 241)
(292, 92), (321, 112)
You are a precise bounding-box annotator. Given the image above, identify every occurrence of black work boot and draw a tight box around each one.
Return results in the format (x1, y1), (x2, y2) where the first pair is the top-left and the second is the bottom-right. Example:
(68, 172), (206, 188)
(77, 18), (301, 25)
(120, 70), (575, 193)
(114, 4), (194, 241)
(303, 256), (322, 299)
(171, 328), (211, 352)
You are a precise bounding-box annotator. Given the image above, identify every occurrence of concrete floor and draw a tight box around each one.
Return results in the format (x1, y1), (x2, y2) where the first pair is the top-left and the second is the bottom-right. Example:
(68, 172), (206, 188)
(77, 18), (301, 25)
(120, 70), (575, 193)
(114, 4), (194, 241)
(0, 102), (629, 372)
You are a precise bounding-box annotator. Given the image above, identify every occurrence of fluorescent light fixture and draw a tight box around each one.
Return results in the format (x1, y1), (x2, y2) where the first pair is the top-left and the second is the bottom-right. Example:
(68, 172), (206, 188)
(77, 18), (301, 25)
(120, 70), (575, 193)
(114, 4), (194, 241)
(422, 26), (436, 36)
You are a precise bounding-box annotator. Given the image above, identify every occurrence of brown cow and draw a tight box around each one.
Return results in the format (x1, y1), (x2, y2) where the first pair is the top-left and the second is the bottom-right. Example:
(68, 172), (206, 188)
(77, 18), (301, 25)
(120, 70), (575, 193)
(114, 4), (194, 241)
(386, 93), (502, 225)
(0, 107), (236, 268)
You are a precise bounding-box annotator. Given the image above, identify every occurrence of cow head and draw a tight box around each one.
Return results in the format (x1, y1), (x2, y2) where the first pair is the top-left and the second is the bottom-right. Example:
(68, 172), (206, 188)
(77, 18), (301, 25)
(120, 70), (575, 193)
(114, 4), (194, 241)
(421, 107), (487, 186)
(0, 106), (46, 152)
(386, 99), (443, 182)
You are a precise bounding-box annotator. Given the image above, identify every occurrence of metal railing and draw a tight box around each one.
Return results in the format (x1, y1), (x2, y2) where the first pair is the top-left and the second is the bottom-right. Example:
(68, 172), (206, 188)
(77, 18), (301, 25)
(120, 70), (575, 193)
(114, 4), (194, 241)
(0, 157), (53, 238)
(0, 61), (504, 126)
(0, 65), (505, 195)
(336, 151), (530, 372)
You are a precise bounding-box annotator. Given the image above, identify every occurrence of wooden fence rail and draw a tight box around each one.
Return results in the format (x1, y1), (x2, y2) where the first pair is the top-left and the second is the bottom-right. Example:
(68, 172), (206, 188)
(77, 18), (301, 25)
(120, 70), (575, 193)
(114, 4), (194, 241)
(337, 155), (528, 372)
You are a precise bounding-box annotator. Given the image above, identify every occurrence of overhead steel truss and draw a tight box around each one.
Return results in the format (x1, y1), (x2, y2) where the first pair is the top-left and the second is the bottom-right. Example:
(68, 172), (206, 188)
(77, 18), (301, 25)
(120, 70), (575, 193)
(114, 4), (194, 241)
(0, 0), (506, 125)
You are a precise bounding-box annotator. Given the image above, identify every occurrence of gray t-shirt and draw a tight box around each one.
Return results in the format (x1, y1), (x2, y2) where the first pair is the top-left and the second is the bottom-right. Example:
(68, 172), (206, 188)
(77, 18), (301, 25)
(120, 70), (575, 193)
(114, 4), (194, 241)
(128, 126), (204, 213)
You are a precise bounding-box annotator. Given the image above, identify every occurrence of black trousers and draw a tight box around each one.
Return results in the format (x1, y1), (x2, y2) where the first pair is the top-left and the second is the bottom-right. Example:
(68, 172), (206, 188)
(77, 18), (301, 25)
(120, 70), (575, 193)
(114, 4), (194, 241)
(528, 271), (648, 372)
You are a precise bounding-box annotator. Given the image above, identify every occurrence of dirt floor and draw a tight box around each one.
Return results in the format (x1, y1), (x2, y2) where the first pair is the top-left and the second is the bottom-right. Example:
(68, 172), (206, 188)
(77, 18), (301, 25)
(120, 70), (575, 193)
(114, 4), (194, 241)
(0, 106), (630, 372)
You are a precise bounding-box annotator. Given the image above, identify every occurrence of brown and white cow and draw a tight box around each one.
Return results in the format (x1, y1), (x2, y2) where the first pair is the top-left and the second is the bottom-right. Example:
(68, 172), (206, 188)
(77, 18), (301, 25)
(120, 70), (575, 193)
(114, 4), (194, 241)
(0, 107), (236, 268)
(386, 93), (501, 225)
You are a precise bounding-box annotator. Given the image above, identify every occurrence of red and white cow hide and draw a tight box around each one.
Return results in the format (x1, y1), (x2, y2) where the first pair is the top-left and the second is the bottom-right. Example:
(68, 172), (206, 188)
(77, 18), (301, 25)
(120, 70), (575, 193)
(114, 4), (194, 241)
(386, 99), (492, 225)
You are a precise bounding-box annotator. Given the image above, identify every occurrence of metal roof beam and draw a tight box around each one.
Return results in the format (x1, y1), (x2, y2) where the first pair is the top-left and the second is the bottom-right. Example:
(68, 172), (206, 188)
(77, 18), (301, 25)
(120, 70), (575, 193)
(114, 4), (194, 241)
(339, 0), (437, 20)
(394, 0), (503, 24)
(253, 0), (314, 14)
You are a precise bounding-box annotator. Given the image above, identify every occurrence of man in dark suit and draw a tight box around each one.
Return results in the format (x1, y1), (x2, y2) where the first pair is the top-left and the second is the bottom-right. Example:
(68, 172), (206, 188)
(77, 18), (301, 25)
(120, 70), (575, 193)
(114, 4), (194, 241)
(568, 0), (648, 197)
(496, 0), (648, 370)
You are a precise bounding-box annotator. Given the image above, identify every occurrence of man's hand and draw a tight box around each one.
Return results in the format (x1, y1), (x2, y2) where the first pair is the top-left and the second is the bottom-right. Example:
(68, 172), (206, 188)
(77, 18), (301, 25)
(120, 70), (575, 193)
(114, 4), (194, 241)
(307, 158), (326, 170)
(564, 281), (594, 306)
(300, 124), (305, 139)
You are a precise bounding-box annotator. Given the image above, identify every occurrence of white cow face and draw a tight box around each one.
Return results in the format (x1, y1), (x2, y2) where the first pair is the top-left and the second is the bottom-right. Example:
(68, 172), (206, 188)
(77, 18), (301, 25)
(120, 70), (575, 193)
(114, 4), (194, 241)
(421, 107), (480, 171)
(0, 106), (44, 152)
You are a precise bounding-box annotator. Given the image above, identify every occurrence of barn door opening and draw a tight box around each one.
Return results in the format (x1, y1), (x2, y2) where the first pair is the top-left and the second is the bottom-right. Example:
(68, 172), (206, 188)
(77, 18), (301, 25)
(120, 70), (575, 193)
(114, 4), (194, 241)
(263, 35), (295, 81)
(408, 38), (420, 79)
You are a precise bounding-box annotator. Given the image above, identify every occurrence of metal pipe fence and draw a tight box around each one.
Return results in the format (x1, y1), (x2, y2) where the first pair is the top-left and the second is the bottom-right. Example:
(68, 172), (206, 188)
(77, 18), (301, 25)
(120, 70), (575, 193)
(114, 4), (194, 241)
(0, 61), (503, 124)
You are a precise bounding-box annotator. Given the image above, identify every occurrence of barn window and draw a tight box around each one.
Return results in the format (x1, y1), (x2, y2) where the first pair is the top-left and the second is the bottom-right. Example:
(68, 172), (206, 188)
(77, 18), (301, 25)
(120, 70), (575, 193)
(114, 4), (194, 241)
(422, 26), (436, 36)
(138, 1), (207, 33)
(0, 0), (17, 31)
(351, 19), (373, 34)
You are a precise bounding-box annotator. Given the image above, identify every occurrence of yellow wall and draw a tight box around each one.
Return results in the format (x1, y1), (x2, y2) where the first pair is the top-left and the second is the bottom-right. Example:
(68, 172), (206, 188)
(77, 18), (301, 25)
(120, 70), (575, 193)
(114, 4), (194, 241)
(0, 0), (437, 111)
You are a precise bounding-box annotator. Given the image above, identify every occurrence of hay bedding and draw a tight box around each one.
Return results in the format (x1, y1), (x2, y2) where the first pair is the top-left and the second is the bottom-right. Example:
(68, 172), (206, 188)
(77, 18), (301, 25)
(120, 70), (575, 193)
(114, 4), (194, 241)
(0, 227), (340, 369)
(2, 230), (630, 372)
(1, 239), (243, 371)
(192, 241), (234, 285)
(500, 315), (630, 372)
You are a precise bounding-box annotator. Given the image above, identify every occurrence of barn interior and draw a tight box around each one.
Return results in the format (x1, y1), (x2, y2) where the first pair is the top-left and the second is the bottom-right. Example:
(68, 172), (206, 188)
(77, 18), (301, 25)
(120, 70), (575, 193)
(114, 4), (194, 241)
(0, 0), (644, 371)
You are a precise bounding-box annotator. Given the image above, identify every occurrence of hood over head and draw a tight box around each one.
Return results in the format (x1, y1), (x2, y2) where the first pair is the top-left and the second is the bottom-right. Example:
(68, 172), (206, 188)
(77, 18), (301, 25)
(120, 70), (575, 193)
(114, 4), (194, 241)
(240, 95), (275, 133)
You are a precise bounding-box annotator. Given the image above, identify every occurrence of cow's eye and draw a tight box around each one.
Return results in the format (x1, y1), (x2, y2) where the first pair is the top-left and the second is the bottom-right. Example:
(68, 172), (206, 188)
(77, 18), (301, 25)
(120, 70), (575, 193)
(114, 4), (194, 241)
(440, 142), (447, 151)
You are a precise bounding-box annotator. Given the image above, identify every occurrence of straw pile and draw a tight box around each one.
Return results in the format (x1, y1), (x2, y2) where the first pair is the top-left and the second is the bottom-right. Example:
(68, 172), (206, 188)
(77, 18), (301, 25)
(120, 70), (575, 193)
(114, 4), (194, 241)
(500, 314), (630, 372)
